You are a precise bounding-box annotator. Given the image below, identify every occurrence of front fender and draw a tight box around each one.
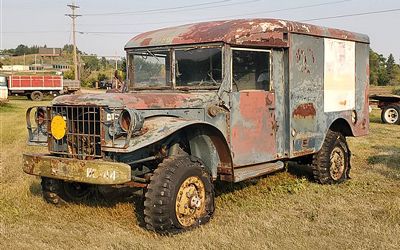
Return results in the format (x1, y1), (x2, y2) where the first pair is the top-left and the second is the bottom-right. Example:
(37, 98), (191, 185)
(102, 116), (217, 153)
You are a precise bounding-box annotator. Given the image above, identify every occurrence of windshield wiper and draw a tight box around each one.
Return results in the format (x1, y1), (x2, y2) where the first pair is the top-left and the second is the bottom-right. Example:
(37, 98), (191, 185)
(146, 49), (162, 64)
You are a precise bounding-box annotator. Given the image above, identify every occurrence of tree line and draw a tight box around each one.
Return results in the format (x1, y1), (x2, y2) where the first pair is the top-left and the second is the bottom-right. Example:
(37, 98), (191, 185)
(369, 49), (400, 86)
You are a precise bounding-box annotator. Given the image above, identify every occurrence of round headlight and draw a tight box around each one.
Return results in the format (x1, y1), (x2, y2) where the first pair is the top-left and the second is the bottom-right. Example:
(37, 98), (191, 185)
(118, 109), (144, 133)
(119, 110), (131, 132)
(35, 107), (46, 125)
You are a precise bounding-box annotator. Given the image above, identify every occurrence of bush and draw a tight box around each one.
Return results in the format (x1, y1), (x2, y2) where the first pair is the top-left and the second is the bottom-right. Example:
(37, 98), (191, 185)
(81, 76), (97, 87)
(97, 73), (108, 81)
(393, 87), (400, 96)
(63, 69), (74, 80)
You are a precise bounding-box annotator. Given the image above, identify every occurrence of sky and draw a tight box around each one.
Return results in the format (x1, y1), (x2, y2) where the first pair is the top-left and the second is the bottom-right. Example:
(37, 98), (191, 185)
(1, 0), (400, 61)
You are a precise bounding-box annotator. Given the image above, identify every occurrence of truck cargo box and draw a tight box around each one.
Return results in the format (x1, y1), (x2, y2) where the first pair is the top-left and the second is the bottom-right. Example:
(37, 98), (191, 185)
(8, 75), (63, 90)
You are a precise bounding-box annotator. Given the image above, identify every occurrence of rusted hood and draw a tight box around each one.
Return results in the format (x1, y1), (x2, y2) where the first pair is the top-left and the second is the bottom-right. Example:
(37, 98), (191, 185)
(52, 91), (217, 109)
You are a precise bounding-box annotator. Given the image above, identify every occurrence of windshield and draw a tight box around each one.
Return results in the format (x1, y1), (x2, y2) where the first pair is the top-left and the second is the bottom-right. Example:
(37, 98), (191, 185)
(0, 76), (6, 87)
(133, 50), (170, 88)
(129, 46), (222, 89)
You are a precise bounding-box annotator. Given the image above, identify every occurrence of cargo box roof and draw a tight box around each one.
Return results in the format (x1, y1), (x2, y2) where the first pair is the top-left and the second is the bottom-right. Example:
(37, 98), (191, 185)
(125, 18), (369, 49)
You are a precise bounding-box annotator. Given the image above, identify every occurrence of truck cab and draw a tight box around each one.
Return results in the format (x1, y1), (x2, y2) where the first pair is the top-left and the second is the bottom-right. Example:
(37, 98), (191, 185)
(22, 19), (370, 234)
(0, 76), (8, 101)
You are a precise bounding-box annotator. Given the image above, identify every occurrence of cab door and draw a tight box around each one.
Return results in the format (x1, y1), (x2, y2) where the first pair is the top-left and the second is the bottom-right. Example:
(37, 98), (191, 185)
(0, 76), (8, 100)
(229, 48), (277, 167)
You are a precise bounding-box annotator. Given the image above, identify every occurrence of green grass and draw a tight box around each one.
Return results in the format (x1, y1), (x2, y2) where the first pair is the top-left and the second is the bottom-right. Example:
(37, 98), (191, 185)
(1, 101), (400, 249)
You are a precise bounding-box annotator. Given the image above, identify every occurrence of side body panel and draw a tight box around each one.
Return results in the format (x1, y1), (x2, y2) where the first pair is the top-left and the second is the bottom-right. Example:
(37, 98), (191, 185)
(289, 34), (324, 157)
(288, 34), (369, 158)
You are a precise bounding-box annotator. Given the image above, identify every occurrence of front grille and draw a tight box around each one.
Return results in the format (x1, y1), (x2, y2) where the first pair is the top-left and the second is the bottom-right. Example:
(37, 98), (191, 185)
(48, 106), (102, 159)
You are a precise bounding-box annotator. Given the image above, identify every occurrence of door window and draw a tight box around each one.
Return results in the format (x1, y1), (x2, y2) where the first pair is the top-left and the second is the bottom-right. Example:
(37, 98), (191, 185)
(232, 49), (271, 91)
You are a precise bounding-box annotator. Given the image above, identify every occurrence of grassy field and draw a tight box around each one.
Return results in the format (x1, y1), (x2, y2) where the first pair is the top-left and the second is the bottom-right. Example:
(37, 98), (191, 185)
(1, 100), (399, 249)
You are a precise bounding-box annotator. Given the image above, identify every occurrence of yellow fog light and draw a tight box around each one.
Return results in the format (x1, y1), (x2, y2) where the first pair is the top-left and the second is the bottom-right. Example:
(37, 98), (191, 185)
(51, 115), (66, 140)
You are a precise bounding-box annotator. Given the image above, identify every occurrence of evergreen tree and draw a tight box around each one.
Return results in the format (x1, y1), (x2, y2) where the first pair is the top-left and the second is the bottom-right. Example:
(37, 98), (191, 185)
(386, 53), (396, 84)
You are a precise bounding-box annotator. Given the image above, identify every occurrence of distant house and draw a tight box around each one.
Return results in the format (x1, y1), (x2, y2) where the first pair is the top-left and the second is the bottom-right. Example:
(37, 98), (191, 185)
(0, 65), (30, 71)
(38, 47), (62, 56)
(0, 54), (11, 60)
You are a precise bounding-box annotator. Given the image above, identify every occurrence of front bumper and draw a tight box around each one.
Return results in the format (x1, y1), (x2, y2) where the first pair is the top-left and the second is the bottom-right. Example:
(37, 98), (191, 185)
(22, 154), (131, 185)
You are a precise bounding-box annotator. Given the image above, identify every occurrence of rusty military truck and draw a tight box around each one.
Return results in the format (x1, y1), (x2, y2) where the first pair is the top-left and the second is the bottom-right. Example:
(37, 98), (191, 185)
(23, 19), (369, 233)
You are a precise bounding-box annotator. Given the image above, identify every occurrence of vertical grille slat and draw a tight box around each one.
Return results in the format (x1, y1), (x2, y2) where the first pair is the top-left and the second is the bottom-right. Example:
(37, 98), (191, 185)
(49, 106), (102, 159)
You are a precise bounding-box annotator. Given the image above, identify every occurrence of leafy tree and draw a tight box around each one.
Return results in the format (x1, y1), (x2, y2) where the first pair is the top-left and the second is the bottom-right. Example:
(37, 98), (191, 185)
(386, 54), (396, 84)
(82, 56), (100, 71)
(4, 44), (40, 56)
(97, 73), (108, 81)
(120, 57), (127, 79)
(369, 49), (391, 86)
(62, 44), (81, 54)
(100, 57), (108, 69)
(369, 49), (380, 85)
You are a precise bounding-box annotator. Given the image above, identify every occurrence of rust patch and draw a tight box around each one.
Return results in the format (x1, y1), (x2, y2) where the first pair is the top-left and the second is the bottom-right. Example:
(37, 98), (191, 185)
(295, 48), (315, 74)
(293, 103), (316, 118)
(140, 38), (152, 46)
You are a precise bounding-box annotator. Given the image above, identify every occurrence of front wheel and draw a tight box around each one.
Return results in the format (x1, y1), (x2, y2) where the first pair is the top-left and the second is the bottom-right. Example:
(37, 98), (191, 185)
(381, 105), (400, 125)
(312, 129), (350, 184)
(41, 177), (95, 205)
(144, 157), (215, 234)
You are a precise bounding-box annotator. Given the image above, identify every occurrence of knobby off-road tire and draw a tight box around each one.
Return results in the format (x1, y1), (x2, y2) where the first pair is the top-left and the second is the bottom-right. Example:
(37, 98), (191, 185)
(144, 156), (215, 234)
(312, 129), (351, 184)
(381, 105), (400, 125)
(41, 177), (95, 205)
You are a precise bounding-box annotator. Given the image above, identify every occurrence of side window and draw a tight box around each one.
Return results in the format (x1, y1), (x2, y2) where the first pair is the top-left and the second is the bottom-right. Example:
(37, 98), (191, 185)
(232, 49), (271, 91)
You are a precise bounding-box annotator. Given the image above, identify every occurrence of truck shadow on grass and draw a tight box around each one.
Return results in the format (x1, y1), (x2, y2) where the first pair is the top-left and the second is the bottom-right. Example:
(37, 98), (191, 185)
(28, 164), (313, 228)
(29, 182), (147, 227)
(367, 145), (400, 180)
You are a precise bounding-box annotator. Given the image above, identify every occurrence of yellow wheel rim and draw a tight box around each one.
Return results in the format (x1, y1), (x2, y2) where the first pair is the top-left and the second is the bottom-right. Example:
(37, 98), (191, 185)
(51, 115), (66, 140)
(330, 147), (345, 180)
(175, 176), (206, 227)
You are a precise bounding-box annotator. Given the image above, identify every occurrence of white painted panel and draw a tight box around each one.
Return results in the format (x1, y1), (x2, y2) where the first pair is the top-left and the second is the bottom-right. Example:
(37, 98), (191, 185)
(324, 38), (355, 112)
(0, 87), (8, 100)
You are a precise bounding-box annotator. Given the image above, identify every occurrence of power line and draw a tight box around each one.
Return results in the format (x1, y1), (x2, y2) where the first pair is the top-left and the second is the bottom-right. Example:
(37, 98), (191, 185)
(79, 0), (352, 26)
(77, 31), (138, 34)
(78, 6), (400, 35)
(300, 8), (400, 22)
(3, 31), (69, 34)
(82, 0), (234, 16)
(6, 6), (400, 36)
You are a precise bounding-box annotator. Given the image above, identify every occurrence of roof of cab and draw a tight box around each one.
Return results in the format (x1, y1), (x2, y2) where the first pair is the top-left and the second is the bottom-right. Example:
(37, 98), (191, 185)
(125, 18), (369, 49)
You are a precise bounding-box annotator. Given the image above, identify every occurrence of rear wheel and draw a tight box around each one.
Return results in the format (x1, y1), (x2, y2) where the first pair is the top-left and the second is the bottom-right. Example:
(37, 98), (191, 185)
(312, 129), (350, 184)
(41, 177), (95, 205)
(381, 105), (400, 124)
(30, 91), (43, 101)
(144, 156), (214, 234)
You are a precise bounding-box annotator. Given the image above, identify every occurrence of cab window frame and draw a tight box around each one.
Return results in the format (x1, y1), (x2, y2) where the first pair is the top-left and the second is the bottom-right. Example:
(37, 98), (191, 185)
(230, 47), (272, 92)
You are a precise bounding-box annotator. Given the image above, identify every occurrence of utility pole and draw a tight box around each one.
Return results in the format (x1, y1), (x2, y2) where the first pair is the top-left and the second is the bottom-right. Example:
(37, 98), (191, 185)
(66, 1), (81, 81)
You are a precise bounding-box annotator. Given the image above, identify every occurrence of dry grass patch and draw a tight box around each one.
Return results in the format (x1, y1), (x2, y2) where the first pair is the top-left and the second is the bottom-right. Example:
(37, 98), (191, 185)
(1, 102), (400, 249)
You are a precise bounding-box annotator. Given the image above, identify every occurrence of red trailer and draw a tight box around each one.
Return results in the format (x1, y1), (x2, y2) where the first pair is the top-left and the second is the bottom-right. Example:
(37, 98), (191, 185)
(7, 75), (80, 101)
